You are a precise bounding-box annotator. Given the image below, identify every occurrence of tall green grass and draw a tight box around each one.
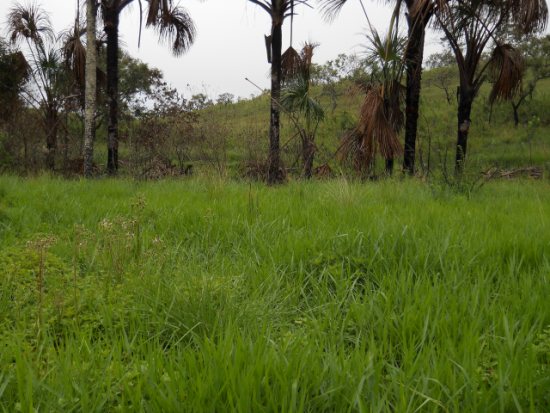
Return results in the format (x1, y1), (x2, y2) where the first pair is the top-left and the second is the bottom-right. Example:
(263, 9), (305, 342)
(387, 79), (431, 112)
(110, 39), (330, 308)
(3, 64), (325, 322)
(0, 176), (549, 411)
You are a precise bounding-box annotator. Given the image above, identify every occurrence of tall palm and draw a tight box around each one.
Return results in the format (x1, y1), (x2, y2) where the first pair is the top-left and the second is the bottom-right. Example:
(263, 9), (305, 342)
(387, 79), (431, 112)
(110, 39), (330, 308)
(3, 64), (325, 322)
(320, 0), (434, 175)
(436, 0), (547, 172)
(84, 0), (98, 176)
(248, 0), (310, 184)
(100, 0), (196, 174)
(8, 2), (70, 171)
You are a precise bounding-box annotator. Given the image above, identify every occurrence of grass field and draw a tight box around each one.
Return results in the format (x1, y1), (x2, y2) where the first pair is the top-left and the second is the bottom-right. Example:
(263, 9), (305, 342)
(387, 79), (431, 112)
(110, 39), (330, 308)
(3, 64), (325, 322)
(0, 176), (549, 411)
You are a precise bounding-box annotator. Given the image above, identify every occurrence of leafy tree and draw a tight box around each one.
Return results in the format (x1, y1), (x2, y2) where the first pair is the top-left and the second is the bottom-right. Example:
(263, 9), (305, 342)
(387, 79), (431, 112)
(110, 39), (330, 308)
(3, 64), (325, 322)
(509, 34), (550, 127)
(0, 38), (29, 124)
(186, 93), (213, 111)
(216, 92), (235, 106)
(436, 0), (548, 172)
(425, 50), (456, 104)
(118, 52), (165, 115)
(311, 53), (368, 84)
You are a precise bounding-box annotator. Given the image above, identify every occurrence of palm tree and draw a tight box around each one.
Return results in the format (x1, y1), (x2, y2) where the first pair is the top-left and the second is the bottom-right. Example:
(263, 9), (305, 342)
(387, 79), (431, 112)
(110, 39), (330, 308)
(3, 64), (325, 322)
(339, 16), (404, 177)
(320, 0), (435, 175)
(8, 2), (70, 170)
(281, 43), (325, 178)
(84, 0), (98, 176)
(100, 0), (196, 174)
(436, 0), (547, 172)
(248, 0), (310, 184)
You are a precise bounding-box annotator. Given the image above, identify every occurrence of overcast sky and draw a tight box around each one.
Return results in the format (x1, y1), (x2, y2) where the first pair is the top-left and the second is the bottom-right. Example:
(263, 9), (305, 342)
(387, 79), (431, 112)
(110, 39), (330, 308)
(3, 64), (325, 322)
(0, 0), (443, 99)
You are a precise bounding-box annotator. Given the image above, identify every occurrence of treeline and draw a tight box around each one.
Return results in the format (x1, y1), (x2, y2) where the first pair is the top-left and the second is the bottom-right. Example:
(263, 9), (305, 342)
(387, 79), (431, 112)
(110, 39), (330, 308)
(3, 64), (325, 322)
(0, 0), (548, 182)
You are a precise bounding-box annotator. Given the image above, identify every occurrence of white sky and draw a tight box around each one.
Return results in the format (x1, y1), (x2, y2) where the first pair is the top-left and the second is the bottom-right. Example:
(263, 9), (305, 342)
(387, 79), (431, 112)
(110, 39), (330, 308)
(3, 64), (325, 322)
(0, 0), (443, 99)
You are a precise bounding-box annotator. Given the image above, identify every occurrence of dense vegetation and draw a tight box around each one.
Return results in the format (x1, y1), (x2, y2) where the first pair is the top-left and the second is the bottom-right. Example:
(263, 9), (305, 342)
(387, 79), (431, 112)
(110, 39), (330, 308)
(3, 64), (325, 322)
(1, 1), (549, 411)
(0, 177), (549, 411)
(0, 1), (548, 180)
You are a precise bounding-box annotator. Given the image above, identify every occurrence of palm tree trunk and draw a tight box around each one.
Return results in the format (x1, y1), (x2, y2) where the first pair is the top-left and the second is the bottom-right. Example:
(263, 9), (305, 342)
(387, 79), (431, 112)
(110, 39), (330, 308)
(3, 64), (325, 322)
(403, 6), (429, 175)
(512, 102), (520, 127)
(268, 22), (283, 184)
(302, 135), (315, 179)
(105, 5), (119, 174)
(84, 0), (97, 177)
(45, 107), (58, 171)
(455, 85), (474, 173)
(62, 112), (69, 170)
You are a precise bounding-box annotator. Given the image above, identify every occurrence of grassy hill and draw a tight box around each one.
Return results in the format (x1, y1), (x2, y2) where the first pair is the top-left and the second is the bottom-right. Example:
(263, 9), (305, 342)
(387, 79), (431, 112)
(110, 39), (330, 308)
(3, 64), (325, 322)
(194, 67), (550, 176)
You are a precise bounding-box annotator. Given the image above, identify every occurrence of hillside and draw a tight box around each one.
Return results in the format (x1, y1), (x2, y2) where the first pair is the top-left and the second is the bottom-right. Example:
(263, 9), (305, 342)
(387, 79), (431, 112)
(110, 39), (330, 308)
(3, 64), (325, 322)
(194, 67), (550, 176)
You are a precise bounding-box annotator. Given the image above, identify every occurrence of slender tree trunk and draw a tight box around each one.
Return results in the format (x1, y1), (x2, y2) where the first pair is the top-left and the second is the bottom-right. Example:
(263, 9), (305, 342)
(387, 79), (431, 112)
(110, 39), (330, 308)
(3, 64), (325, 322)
(268, 21), (283, 184)
(403, 6), (430, 176)
(84, 0), (97, 177)
(302, 135), (315, 179)
(62, 112), (69, 170)
(45, 107), (58, 171)
(512, 102), (520, 127)
(455, 85), (474, 174)
(105, 6), (119, 174)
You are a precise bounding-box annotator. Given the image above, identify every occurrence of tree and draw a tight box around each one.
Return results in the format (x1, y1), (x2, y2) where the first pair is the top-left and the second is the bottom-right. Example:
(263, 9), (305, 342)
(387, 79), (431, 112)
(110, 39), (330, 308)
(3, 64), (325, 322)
(186, 93), (213, 111)
(248, 0), (311, 184)
(100, 0), (196, 174)
(281, 43), (325, 178)
(339, 17), (404, 177)
(425, 50), (456, 104)
(509, 34), (550, 127)
(311, 53), (368, 84)
(0, 38), (29, 124)
(436, 0), (548, 172)
(320, 0), (435, 175)
(84, 0), (98, 176)
(401, 0), (434, 175)
(7, 2), (74, 170)
(216, 92), (235, 106)
(118, 51), (164, 115)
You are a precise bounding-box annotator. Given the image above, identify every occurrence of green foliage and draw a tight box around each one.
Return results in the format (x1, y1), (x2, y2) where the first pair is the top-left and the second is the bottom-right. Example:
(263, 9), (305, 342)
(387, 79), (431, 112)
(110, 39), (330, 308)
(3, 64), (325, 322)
(0, 177), (549, 411)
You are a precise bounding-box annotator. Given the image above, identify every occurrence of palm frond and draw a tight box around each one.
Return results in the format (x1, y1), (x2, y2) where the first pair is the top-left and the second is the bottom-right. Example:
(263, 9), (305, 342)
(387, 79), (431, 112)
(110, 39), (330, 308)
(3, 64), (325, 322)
(510, 0), (548, 34)
(282, 75), (324, 121)
(339, 83), (403, 172)
(154, 5), (196, 56)
(8, 2), (54, 46)
(359, 85), (402, 160)
(489, 43), (524, 103)
(318, 0), (348, 21)
(60, 20), (87, 89)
